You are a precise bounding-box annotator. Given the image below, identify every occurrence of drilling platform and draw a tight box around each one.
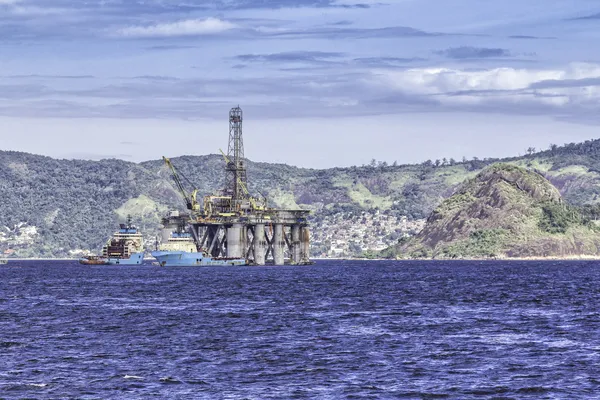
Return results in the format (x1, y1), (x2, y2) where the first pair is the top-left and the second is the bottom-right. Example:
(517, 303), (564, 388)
(161, 106), (311, 266)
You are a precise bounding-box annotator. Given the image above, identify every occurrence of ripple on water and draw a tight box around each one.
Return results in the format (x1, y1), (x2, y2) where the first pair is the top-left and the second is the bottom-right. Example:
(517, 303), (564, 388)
(1, 260), (599, 398)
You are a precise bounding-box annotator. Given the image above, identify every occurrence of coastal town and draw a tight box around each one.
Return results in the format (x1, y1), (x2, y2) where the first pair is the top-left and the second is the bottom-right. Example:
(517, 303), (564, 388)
(310, 210), (426, 258)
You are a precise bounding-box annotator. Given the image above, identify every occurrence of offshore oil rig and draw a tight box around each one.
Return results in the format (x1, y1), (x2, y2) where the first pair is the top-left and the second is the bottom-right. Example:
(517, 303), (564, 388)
(161, 106), (311, 266)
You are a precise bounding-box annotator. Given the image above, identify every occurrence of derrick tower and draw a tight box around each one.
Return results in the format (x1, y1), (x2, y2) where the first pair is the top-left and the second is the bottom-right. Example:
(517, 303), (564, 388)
(162, 105), (312, 266)
(225, 106), (247, 202)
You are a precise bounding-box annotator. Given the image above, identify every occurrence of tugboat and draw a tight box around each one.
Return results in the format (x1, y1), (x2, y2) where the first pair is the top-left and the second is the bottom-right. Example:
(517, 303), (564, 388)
(78, 255), (106, 265)
(151, 230), (246, 267)
(79, 215), (144, 265)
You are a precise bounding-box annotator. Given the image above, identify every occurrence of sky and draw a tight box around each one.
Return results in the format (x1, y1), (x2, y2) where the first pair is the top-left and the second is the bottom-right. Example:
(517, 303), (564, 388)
(2, 0), (600, 168)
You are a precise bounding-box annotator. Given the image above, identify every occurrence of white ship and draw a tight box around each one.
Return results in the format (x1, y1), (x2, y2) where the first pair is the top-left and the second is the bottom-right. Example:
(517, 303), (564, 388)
(79, 215), (144, 265)
(151, 231), (245, 267)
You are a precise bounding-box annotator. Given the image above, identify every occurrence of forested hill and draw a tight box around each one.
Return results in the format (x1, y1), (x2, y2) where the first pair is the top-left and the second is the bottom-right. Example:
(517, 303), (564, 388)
(395, 164), (600, 259)
(2, 138), (600, 258)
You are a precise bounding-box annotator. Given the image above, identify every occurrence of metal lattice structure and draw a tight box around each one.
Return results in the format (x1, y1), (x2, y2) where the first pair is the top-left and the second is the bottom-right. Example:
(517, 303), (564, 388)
(225, 106), (247, 201)
(161, 105), (312, 266)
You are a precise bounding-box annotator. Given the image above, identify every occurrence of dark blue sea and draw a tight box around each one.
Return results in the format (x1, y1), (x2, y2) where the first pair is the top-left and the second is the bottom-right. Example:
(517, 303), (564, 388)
(1, 260), (600, 399)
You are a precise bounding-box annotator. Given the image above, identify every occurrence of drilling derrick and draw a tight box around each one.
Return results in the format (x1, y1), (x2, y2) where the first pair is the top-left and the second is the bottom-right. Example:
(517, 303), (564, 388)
(163, 105), (312, 266)
(225, 107), (247, 204)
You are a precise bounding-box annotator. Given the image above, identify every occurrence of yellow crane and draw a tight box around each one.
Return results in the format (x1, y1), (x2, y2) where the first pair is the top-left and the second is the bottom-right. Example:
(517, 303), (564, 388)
(162, 156), (200, 212)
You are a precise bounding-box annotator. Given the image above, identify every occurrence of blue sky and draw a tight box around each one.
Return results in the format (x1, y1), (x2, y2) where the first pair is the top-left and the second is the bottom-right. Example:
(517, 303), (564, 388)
(2, 0), (600, 167)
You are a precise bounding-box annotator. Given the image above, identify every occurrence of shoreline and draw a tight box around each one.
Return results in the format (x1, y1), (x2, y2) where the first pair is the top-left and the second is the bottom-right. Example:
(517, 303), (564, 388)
(315, 255), (600, 261)
(397, 255), (600, 261)
(5, 256), (600, 262)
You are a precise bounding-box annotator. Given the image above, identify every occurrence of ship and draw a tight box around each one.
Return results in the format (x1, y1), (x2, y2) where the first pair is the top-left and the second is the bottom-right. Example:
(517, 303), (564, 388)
(151, 230), (246, 267)
(79, 215), (144, 265)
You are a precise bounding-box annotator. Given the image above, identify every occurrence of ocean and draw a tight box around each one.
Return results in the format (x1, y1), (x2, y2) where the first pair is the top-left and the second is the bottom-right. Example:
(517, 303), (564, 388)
(1, 260), (599, 399)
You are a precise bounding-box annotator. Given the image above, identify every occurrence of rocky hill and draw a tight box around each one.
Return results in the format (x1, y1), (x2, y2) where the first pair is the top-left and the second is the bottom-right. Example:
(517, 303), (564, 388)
(2, 138), (600, 258)
(393, 164), (600, 259)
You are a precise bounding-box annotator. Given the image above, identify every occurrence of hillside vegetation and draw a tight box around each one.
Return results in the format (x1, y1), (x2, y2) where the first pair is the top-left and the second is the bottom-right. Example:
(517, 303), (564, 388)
(2, 139), (600, 257)
(392, 164), (600, 259)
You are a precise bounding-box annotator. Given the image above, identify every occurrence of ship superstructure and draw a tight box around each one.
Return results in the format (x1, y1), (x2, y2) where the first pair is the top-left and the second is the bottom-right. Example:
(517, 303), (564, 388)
(151, 229), (245, 267)
(157, 231), (197, 253)
(80, 215), (144, 265)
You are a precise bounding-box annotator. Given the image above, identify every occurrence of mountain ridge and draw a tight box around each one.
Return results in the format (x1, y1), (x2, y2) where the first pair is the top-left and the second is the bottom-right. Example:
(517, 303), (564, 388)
(2, 138), (600, 257)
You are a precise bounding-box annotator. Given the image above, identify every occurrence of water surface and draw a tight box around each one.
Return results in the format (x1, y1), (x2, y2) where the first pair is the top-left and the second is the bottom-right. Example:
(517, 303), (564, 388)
(1, 260), (599, 398)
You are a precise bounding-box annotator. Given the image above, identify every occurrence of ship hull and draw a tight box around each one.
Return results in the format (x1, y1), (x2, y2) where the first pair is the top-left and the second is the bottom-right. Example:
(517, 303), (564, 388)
(151, 251), (246, 267)
(105, 252), (144, 265)
(79, 258), (107, 265)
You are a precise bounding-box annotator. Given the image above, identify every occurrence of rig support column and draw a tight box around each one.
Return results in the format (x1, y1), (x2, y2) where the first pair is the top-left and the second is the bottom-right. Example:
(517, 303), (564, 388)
(301, 226), (311, 263)
(227, 223), (245, 259)
(254, 223), (266, 266)
(291, 225), (301, 265)
(207, 226), (222, 257)
(273, 223), (285, 266)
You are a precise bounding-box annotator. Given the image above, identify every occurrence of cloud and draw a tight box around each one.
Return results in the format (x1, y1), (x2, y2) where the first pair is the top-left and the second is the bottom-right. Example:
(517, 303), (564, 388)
(376, 65), (565, 93)
(529, 77), (600, 90)
(569, 12), (600, 21)
(0, 0), (72, 16)
(117, 18), (237, 38)
(8, 5), (69, 15)
(5, 63), (600, 121)
(0, 83), (48, 99)
(7, 74), (94, 79)
(264, 25), (442, 39)
(131, 75), (181, 81)
(331, 0), (385, 7)
(436, 46), (511, 59)
(0, 70), (382, 119)
(145, 45), (198, 51)
(354, 57), (426, 67)
(0, 1), (464, 43)
(372, 63), (600, 112)
(235, 51), (345, 63)
(232, 52), (426, 70)
(1, 0), (599, 126)
(220, 0), (372, 9)
(508, 35), (555, 40)
(329, 20), (353, 26)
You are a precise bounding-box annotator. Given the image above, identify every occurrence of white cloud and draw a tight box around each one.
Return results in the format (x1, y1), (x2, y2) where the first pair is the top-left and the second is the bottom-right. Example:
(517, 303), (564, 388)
(0, 0), (70, 16)
(372, 63), (600, 109)
(10, 6), (69, 15)
(118, 18), (237, 38)
(332, 0), (383, 5)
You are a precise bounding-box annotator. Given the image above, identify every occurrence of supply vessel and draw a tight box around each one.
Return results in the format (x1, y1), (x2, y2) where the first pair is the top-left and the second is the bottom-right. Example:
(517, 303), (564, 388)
(151, 229), (246, 267)
(79, 216), (144, 265)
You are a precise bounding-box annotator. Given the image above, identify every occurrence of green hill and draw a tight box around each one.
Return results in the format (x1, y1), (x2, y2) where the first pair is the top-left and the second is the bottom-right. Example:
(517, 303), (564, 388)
(393, 164), (600, 259)
(2, 138), (600, 258)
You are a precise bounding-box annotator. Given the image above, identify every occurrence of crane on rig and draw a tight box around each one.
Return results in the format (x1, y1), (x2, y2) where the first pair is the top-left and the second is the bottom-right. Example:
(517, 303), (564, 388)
(162, 156), (200, 213)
